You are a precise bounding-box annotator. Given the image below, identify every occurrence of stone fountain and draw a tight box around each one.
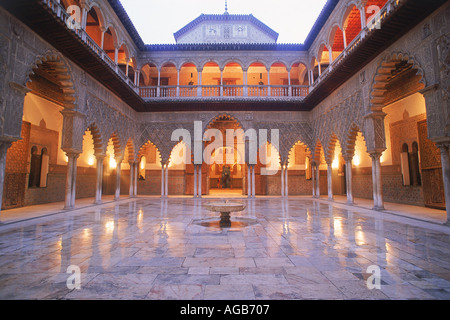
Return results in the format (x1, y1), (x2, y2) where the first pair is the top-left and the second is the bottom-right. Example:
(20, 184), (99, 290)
(203, 200), (246, 227)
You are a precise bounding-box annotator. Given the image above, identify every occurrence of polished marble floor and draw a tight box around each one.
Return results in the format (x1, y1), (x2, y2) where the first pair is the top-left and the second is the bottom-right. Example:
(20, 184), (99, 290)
(0, 197), (449, 300)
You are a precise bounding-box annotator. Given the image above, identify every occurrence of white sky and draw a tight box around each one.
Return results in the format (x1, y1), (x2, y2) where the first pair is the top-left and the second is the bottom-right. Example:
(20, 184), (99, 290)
(120, 0), (328, 44)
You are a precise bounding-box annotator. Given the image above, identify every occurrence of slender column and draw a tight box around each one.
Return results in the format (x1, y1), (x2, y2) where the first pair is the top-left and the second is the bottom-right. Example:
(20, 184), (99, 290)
(251, 165), (256, 198)
(311, 161), (316, 198)
(114, 159), (122, 201)
(176, 69), (180, 97)
(114, 47), (119, 64)
(437, 143), (450, 224)
(165, 164), (169, 197)
(327, 162), (333, 201)
(81, 6), (88, 30)
(193, 164), (198, 198)
(197, 69), (202, 96)
(80, 5), (88, 41)
(64, 152), (79, 210)
(285, 164), (289, 197)
(345, 157), (354, 204)
(0, 142), (11, 212)
(247, 165), (251, 198)
(267, 69), (271, 96)
(133, 161), (138, 197)
(220, 68), (224, 96)
(281, 164), (285, 197)
(359, 4), (367, 30)
(157, 69), (161, 97)
(94, 154), (104, 204)
(243, 69), (248, 96)
(308, 69), (312, 86)
(100, 28), (106, 49)
(370, 152), (384, 210)
(315, 162), (320, 198)
(318, 61), (322, 77)
(125, 60), (129, 77)
(71, 155), (78, 208)
(343, 28), (348, 48)
(328, 45), (333, 65)
(198, 165), (202, 198)
(161, 164), (165, 197)
(129, 162), (134, 198)
(242, 165), (246, 195)
(287, 69), (291, 97)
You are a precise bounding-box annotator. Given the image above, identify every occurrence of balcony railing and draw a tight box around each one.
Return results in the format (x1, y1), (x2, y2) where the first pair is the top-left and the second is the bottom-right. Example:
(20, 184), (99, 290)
(139, 85), (309, 99)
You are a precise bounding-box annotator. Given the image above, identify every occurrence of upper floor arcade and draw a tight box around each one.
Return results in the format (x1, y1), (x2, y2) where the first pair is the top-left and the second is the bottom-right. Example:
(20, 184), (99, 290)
(1, 0), (446, 111)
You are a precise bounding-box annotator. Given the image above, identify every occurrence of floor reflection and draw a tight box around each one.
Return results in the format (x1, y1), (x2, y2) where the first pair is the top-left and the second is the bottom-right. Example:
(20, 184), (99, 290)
(0, 197), (449, 299)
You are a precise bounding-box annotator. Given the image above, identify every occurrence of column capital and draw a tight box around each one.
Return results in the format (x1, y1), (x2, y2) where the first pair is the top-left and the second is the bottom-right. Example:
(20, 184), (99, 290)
(419, 83), (440, 96)
(9, 81), (32, 95)
(368, 150), (383, 160)
(436, 142), (450, 152)
(343, 154), (354, 162)
(364, 110), (387, 120)
(63, 150), (81, 158)
(95, 153), (106, 160)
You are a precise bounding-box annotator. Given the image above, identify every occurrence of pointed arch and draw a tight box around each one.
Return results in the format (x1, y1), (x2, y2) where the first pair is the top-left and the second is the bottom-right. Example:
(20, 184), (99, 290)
(369, 51), (427, 111)
(26, 52), (76, 109)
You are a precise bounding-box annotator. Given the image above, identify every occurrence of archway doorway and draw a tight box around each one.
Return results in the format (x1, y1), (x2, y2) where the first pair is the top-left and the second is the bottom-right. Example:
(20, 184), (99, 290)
(205, 115), (245, 196)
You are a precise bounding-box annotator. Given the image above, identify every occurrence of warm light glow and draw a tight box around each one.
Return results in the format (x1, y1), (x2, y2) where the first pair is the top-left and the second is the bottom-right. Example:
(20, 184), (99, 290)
(380, 151), (386, 164)
(83, 228), (91, 239)
(353, 155), (361, 167)
(87, 156), (95, 166)
(109, 157), (117, 169)
(332, 157), (339, 169)
(140, 156), (146, 170)
(333, 217), (343, 237)
(355, 229), (366, 245)
(137, 209), (144, 231)
(105, 220), (115, 233)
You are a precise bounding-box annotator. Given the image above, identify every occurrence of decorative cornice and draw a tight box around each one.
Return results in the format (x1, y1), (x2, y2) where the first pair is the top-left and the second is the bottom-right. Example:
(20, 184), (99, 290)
(144, 43), (305, 52)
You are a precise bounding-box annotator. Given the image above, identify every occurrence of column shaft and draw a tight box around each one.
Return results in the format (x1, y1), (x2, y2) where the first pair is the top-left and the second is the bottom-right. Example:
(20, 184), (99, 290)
(327, 164), (333, 201)
(315, 162), (320, 198)
(247, 165), (251, 198)
(285, 165), (289, 197)
(129, 162), (134, 198)
(311, 162), (316, 198)
(95, 156), (104, 204)
(251, 165), (256, 198)
(345, 159), (354, 204)
(161, 165), (165, 197)
(115, 161), (121, 200)
(165, 164), (169, 197)
(198, 165), (202, 198)
(64, 153), (79, 210)
(0, 143), (11, 212)
(133, 162), (138, 197)
(193, 164), (197, 198)
(438, 144), (450, 223)
(371, 152), (384, 210)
